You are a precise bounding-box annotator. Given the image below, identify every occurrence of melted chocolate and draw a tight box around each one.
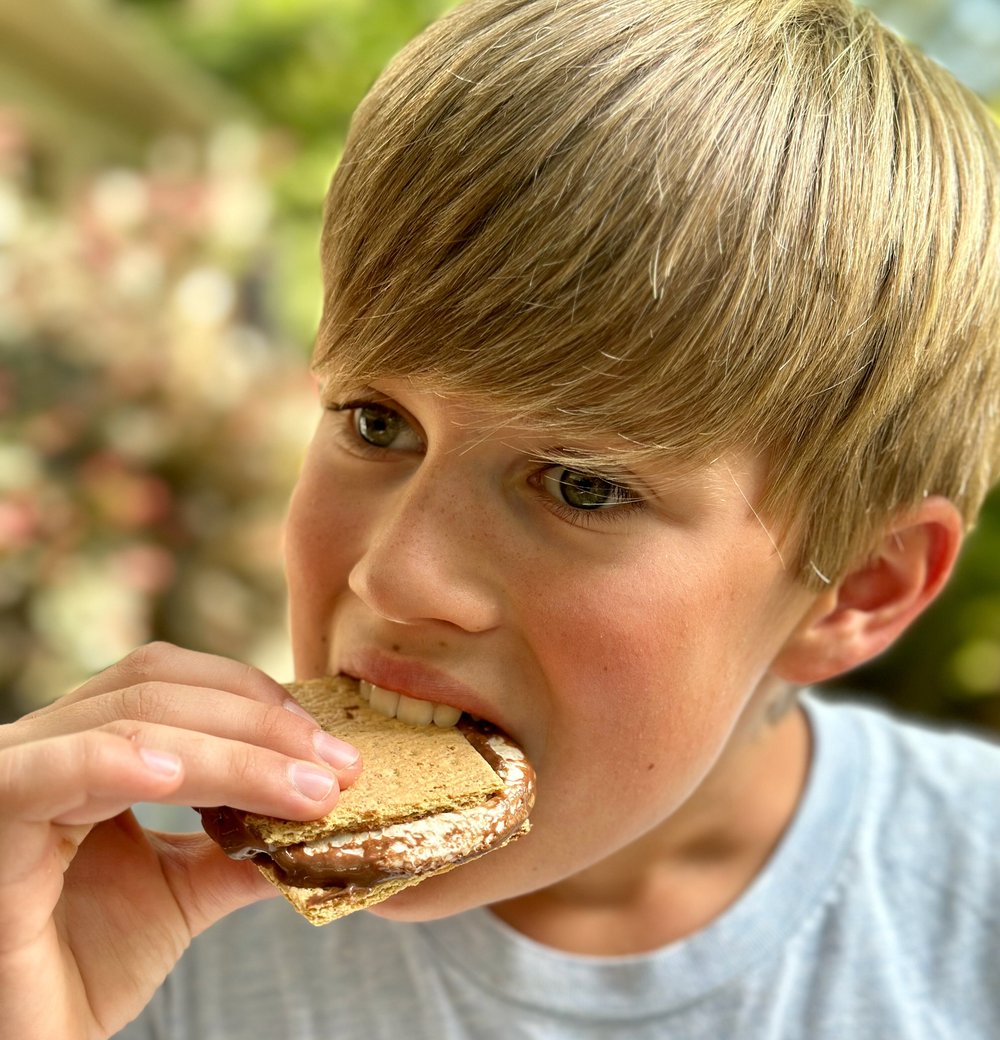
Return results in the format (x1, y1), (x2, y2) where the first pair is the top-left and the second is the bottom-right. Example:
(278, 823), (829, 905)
(199, 805), (269, 859)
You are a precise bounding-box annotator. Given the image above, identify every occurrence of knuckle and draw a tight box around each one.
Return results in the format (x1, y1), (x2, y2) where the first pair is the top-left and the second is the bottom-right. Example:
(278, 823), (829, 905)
(120, 641), (176, 684)
(79, 729), (110, 767)
(117, 681), (168, 724)
(227, 743), (263, 788)
(256, 702), (296, 748)
(71, 729), (113, 778)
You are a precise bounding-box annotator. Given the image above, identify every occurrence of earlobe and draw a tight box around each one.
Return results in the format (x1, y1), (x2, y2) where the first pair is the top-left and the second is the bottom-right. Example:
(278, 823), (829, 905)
(773, 497), (964, 685)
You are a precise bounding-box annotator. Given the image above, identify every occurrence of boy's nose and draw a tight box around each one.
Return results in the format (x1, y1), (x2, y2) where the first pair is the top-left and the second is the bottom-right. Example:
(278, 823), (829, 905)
(347, 471), (503, 633)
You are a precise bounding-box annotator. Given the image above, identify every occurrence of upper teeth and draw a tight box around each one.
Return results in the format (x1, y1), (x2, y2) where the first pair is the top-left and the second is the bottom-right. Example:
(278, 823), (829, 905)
(359, 679), (462, 728)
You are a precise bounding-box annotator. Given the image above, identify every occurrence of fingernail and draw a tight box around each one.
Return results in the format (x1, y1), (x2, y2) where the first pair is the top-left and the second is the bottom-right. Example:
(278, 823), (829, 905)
(139, 747), (182, 778)
(289, 762), (336, 801)
(313, 731), (361, 771)
(283, 698), (317, 723)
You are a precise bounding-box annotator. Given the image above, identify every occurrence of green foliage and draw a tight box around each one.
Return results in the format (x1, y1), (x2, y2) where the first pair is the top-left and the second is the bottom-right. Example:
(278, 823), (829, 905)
(175, 0), (449, 139)
(121, 0), (453, 342)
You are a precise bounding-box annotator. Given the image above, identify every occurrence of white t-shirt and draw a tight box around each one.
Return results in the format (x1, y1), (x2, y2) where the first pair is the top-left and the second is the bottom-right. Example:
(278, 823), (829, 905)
(115, 693), (1000, 1038)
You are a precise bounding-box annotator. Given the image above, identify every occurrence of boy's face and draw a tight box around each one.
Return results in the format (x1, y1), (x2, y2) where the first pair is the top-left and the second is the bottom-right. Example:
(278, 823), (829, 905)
(284, 376), (818, 917)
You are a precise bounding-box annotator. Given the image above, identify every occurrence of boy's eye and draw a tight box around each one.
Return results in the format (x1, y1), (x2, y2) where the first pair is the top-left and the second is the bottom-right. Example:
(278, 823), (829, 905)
(353, 404), (420, 450)
(540, 467), (637, 510)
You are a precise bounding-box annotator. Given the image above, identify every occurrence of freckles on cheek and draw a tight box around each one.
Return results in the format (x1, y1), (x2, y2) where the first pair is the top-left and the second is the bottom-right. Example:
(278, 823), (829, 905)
(534, 589), (672, 724)
(535, 576), (688, 682)
(536, 580), (732, 741)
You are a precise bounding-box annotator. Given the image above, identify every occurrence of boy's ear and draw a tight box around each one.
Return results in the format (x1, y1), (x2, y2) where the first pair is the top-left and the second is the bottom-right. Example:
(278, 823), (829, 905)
(772, 496), (964, 685)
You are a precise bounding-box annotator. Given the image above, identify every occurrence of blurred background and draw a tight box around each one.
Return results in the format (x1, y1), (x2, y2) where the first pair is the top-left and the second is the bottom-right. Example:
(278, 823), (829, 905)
(1, 0), (999, 732)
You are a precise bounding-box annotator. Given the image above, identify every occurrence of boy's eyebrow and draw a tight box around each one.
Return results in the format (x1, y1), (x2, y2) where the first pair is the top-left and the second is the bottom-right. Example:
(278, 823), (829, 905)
(317, 380), (378, 402)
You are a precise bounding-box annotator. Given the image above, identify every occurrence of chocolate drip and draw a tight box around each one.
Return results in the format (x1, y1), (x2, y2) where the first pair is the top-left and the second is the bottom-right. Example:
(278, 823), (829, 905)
(199, 805), (271, 859)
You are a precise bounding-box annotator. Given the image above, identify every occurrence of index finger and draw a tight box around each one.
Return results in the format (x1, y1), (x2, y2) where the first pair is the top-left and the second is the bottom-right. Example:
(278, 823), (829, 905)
(36, 643), (292, 715)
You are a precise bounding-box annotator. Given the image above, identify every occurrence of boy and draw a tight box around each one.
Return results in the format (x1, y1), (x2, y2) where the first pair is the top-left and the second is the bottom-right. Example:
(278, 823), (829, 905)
(2, 0), (999, 1036)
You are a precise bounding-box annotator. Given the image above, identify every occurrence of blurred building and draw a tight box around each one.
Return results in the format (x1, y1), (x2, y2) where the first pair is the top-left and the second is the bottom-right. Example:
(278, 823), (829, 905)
(0, 0), (241, 193)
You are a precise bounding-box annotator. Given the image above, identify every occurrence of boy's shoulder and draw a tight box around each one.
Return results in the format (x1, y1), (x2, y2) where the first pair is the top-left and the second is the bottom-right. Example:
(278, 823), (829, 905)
(875, 698), (1000, 880)
(812, 692), (1000, 937)
(817, 691), (1000, 843)
(842, 693), (1000, 817)
(793, 695), (1000, 1035)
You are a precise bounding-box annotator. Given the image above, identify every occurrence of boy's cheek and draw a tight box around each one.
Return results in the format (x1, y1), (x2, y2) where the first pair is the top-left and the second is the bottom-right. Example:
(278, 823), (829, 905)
(285, 470), (369, 578)
(283, 484), (359, 649)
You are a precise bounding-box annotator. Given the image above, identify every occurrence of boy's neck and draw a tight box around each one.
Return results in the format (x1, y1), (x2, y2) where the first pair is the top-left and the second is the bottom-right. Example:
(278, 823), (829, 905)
(489, 695), (811, 956)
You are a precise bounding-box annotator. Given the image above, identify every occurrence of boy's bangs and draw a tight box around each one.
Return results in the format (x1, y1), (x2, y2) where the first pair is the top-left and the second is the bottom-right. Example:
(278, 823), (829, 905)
(313, 301), (758, 473)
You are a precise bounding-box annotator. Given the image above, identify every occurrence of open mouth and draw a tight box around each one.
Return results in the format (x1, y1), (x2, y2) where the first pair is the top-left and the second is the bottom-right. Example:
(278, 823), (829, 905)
(199, 674), (535, 924)
(358, 678), (463, 729)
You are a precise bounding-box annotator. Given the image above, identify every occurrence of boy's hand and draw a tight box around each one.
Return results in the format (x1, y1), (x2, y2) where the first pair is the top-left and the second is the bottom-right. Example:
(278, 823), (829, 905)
(0, 643), (360, 1040)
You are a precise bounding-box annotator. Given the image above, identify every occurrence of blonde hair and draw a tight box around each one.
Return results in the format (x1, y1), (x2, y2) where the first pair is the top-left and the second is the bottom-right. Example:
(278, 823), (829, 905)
(314, 0), (1000, 586)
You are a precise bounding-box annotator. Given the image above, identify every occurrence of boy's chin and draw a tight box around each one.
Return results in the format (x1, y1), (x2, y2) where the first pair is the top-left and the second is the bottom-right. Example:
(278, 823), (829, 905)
(363, 872), (496, 923)
(363, 858), (529, 923)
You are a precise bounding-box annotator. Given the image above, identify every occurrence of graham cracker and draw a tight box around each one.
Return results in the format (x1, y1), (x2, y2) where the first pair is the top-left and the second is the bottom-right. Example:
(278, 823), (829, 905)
(240, 675), (503, 847)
